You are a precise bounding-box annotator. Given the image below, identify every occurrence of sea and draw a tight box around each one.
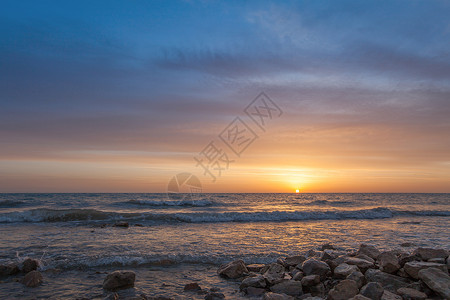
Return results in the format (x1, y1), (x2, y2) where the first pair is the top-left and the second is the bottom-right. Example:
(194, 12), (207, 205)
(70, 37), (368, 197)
(0, 193), (449, 299)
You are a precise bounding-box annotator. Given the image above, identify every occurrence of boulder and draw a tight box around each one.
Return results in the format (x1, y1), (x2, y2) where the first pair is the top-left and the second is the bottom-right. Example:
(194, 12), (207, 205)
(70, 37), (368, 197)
(428, 257), (446, 264)
(418, 267), (450, 299)
(321, 250), (341, 261)
(396, 287), (427, 300)
(412, 248), (449, 261)
(327, 279), (359, 300)
(22, 258), (39, 273)
(350, 296), (371, 300)
(365, 269), (410, 292)
(321, 243), (336, 251)
(0, 263), (20, 277)
(355, 254), (375, 264)
(103, 270), (136, 291)
(184, 282), (201, 291)
(347, 270), (365, 288)
(358, 244), (381, 260)
(240, 274), (266, 290)
(381, 290), (402, 300)
(284, 255), (306, 267)
(334, 263), (359, 279)
(270, 280), (303, 296)
(264, 263), (285, 284)
(20, 270), (43, 287)
(218, 260), (248, 279)
(308, 282), (325, 297)
(292, 270), (304, 281)
(360, 282), (384, 300)
(263, 292), (294, 300)
(204, 292), (225, 300)
(301, 275), (320, 287)
(301, 258), (330, 280)
(247, 263), (265, 272)
(378, 252), (400, 274)
(345, 257), (374, 272)
(403, 261), (448, 279)
(246, 286), (266, 296)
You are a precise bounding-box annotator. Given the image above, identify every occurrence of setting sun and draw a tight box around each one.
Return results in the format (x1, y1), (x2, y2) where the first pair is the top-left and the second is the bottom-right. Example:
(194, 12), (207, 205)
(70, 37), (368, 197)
(295, 189), (300, 193)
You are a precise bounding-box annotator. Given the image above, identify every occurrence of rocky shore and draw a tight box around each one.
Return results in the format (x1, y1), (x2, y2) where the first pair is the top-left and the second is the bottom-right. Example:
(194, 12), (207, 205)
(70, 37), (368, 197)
(1, 244), (449, 299)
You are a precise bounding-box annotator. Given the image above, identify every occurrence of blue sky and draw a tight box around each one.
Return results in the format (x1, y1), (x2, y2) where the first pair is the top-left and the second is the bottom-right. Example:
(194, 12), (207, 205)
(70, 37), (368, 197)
(1, 0), (450, 192)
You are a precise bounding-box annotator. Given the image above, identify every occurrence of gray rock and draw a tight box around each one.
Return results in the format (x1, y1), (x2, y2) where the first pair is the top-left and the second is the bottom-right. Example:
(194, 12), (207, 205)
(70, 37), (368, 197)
(22, 258), (39, 273)
(327, 279), (359, 300)
(20, 270), (43, 287)
(246, 263), (265, 272)
(301, 275), (320, 287)
(204, 292), (225, 300)
(347, 270), (365, 288)
(308, 283), (325, 297)
(355, 254), (375, 264)
(301, 258), (330, 280)
(403, 261), (448, 279)
(365, 269), (410, 292)
(381, 290), (402, 300)
(345, 257), (374, 272)
(103, 270), (136, 291)
(270, 280), (303, 296)
(378, 252), (400, 274)
(264, 263), (286, 284)
(418, 267), (450, 299)
(0, 263), (20, 277)
(428, 257), (446, 264)
(358, 244), (381, 260)
(218, 260), (248, 279)
(263, 292), (294, 300)
(396, 287), (427, 300)
(334, 263), (359, 278)
(360, 282), (384, 300)
(246, 286), (266, 296)
(240, 274), (266, 290)
(412, 248), (449, 261)
(284, 255), (306, 267)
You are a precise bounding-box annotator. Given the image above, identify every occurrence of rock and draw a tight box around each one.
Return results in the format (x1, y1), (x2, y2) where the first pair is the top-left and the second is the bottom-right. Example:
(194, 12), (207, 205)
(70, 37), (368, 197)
(360, 282), (384, 300)
(218, 260), (248, 279)
(270, 280), (303, 296)
(309, 283), (325, 297)
(204, 292), (225, 300)
(20, 270), (43, 287)
(263, 292), (294, 300)
(418, 267), (450, 299)
(381, 291), (401, 300)
(22, 258), (39, 273)
(428, 257), (446, 264)
(345, 257), (374, 272)
(0, 263), (20, 277)
(448, 256), (450, 270)
(355, 254), (375, 264)
(327, 279), (359, 300)
(358, 244), (381, 260)
(301, 275), (320, 287)
(403, 261), (448, 279)
(400, 242), (414, 247)
(378, 252), (400, 274)
(347, 270), (365, 288)
(397, 268), (409, 278)
(334, 263), (359, 279)
(264, 263), (285, 284)
(306, 250), (322, 258)
(412, 248), (449, 261)
(301, 297), (324, 300)
(247, 263), (265, 272)
(398, 254), (419, 267)
(246, 286), (266, 296)
(321, 243), (336, 251)
(240, 274), (266, 290)
(396, 287), (427, 300)
(114, 221), (129, 227)
(321, 250), (341, 261)
(292, 271), (304, 281)
(350, 296), (371, 300)
(301, 258), (330, 280)
(103, 270), (136, 291)
(184, 282), (201, 291)
(285, 255), (306, 267)
(365, 269), (410, 292)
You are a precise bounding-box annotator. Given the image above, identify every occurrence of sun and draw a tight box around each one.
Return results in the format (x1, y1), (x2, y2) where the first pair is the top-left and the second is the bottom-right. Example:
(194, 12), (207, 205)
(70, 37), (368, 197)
(295, 189), (300, 193)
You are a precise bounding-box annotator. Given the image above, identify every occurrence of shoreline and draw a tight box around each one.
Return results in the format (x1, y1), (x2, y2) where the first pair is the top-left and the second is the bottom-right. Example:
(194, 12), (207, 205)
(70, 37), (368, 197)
(1, 244), (449, 299)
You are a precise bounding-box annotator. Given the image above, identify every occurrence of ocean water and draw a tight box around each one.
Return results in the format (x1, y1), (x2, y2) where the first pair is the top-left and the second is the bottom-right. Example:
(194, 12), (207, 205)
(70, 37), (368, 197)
(0, 193), (449, 299)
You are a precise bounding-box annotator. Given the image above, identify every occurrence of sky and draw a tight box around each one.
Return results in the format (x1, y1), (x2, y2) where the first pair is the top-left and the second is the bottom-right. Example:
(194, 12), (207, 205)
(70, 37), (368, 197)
(1, 0), (450, 193)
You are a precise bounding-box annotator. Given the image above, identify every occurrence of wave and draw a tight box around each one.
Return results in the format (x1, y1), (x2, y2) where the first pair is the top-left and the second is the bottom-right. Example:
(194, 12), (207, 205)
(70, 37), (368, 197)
(1, 207), (449, 224)
(0, 200), (27, 208)
(121, 199), (216, 207)
(305, 200), (353, 206)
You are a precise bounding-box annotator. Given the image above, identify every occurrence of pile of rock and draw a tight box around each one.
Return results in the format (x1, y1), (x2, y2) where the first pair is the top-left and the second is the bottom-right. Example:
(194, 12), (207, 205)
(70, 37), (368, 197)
(0, 257), (42, 287)
(218, 244), (450, 299)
